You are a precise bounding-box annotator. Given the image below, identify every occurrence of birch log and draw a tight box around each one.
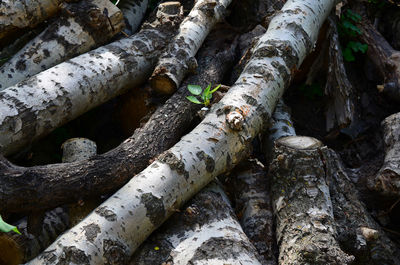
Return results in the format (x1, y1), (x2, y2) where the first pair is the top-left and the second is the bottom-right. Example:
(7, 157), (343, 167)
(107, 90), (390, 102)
(0, 0), (62, 42)
(0, 2), (184, 156)
(130, 182), (262, 265)
(368, 112), (400, 197)
(26, 1), (336, 264)
(119, 0), (148, 35)
(0, 0), (125, 90)
(149, 0), (232, 94)
(230, 159), (276, 265)
(0, 24), (238, 215)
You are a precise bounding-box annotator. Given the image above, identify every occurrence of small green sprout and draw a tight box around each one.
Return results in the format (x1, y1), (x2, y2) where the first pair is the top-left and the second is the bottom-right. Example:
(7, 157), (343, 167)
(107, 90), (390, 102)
(186, 83), (221, 107)
(0, 215), (21, 234)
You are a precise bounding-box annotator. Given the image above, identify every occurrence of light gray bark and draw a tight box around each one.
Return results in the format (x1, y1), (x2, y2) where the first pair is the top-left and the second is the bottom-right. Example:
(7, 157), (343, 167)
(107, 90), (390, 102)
(61, 138), (97, 163)
(119, 0), (148, 35)
(0, 2), (184, 156)
(0, 0), (125, 90)
(130, 182), (262, 265)
(230, 159), (276, 265)
(27, 1), (336, 263)
(0, 0), (62, 42)
(368, 112), (400, 197)
(149, 0), (232, 94)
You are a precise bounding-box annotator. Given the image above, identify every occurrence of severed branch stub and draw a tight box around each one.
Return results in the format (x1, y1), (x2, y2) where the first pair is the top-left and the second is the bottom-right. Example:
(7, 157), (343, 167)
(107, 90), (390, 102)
(149, 0), (232, 94)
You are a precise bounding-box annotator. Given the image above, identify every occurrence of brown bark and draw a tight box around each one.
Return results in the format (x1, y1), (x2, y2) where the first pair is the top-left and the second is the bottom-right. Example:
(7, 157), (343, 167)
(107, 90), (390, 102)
(0, 27), (238, 215)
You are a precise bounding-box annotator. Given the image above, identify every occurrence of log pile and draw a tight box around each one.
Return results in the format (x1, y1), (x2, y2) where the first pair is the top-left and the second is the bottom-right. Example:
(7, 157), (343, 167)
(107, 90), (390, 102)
(0, 0), (400, 264)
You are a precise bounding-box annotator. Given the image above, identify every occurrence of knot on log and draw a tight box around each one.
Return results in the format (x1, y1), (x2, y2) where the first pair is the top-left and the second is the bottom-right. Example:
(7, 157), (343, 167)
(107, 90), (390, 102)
(226, 111), (244, 131)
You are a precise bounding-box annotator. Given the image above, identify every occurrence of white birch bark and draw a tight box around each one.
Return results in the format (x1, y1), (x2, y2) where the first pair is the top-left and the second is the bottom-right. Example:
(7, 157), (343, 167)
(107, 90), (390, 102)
(119, 0), (148, 35)
(149, 0), (232, 94)
(27, 0), (336, 264)
(130, 182), (262, 265)
(0, 0), (125, 91)
(0, 2), (184, 156)
(0, 0), (62, 41)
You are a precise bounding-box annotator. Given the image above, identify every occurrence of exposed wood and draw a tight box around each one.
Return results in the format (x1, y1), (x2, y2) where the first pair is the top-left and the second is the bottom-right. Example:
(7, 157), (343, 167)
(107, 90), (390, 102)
(0, 0), (63, 43)
(230, 159), (276, 265)
(149, 0), (232, 94)
(26, 1), (336, 263)
(368, 112), (400, 197)
(0, 23), (238, 215)
(130, 182), (263, 265)
(0, 0), (125, 90)
(119, 0), (148, 35)
(0, 2), (184, 156)
(270, 136), (354, 264)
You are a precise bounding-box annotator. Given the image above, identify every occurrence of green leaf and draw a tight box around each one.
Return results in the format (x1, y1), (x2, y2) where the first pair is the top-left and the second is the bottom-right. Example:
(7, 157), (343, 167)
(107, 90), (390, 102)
(341, 20), (361, 35)
(187, 84), (202, 95)
(186, 96), (202, 104)
(202, 83), (211, 99)
(210, 84), (221, 94)
(346, 10), (362, 22)
(0, 215), (21, 234)
(343, 47), (355, 62)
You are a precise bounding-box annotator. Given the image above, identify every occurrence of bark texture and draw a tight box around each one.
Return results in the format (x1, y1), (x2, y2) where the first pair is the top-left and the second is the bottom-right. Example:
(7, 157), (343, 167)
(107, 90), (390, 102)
(0, 0), (62, 42)
(0, 24), (237, 215)
(26, 1), (336, 263)
(149, 0), (232, 94)
(324, 149), (400, 264)
(130, 182), (262, 265)
(231, 159), (276, 265)
(0, 2), (183, 156)
(270, 136), (354, 264)
(0, 0), (125, 90)
(61, 138), (97, 163)
(368, 112), (400, 197)
(119, 0), (148, 35)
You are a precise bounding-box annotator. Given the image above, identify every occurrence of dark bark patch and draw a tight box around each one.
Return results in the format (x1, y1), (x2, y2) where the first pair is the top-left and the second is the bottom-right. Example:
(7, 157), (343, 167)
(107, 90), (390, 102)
(141, 192), (166, 227)
(242, 94), (257, 106)
(83, 223), (101, 243)
(95, 206), (117, 222)
(103, 239), (129, 265)
(158, 151), (189, 179)
(196, 151), (215, 173)
(15, 59), (26, 71)
(56, 246), (91, 265)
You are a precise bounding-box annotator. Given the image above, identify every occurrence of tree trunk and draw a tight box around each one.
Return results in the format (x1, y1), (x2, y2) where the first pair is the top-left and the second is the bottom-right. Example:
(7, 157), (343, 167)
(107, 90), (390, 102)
(0, 23), (238, 215)
(0, 0), (125, 90)
(149, 0), (232, 94)
(0, 0), (62, 43)
(0, 2), (183, 156)
(130, 182), (263, 265)
(26, 1), (336, 263)
(119, 0), (148, 35)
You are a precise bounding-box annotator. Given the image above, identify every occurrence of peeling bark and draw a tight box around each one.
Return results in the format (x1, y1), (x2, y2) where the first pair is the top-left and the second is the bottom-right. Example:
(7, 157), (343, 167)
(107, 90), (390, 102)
(130, 182), (262, 265)
(0, 2), (184, 156)
(0, 0), (125, 90)
(270, 136), (354, 264)
(149, 0), (232, 94)
(324, 149), (400, 264)
(0, 0), (63, 42)
(26, 1), (336, 263)
(119, 0), (148, 35)
(0, 24), (237, 215)
(230, 159), (276, 265)
(368, 112), (400, 197)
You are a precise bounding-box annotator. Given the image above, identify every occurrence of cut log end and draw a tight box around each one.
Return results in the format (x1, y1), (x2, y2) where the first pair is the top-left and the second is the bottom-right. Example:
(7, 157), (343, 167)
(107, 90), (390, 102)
(276, 136), (322, 150)
(150, 74), (177, 95)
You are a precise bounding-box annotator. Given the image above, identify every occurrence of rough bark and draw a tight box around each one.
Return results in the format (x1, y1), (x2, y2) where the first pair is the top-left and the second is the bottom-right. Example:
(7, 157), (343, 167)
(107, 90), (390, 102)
(324, 149), (400, 264)
(368, 112), (400, 197)
(61, 138), (97, 163)
(378, 9), (400, 50)
(119, 0), (148, 35)
(149, 0), (232, 94)
(324, 16), (354, 131)
(0, 23), (237, 215)
(230, 159), (276, 265)
(0, 0), (62, 43)
(130, 182), (263, 265)
(0, 0), (125, 90)
(26, 1), (336, 263)
(0, 2), (184, 156)
(357, 17), (400, 102)
(270, 136), (354, 264)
